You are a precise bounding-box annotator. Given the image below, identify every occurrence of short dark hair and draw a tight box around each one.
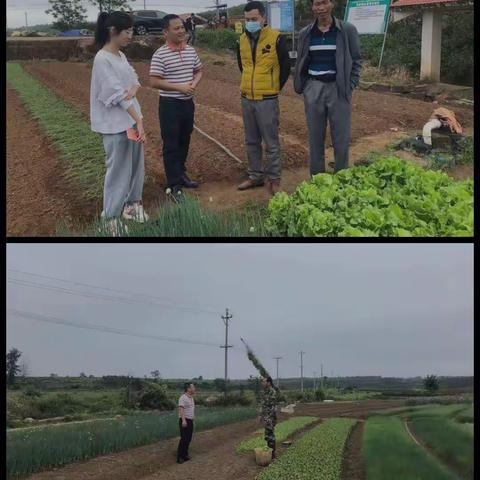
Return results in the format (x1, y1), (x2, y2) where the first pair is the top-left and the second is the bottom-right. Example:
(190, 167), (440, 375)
(245, 1), (266, 16)
(310, 0), (334, 3)
(162, 14), (182, 30)
(184, 382), (194, 392)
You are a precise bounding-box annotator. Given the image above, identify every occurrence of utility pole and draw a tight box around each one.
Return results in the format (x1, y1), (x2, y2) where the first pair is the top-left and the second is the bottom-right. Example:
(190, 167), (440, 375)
(321, 363), (324, 390)
(144, 0), (146, 10)
(25, 11), (28, 29)
(273, 356), (282, 388)
(299, 351), (305, 393)
(220, 308), (233, 400)
(313, 371), (318, 391)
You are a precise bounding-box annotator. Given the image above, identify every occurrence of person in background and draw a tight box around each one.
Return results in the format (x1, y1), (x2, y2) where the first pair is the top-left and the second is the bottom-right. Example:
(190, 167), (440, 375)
(90, 11), (148, 236)
(149, 14), (203, 200)
(294, 0), (362, 176)
(177, 382), (196, 464)
(260, 376), (278, 459)
(185, 13), (196, 45)
(236, 1), (291, 196)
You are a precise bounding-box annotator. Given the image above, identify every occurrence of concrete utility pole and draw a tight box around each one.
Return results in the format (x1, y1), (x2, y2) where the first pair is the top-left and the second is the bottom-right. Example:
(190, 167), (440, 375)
(299, 351), (305, 393)
(273, 356), (282, 388)
(220, 308), (233, 399)
(313, 371), (318, 391)
(321, 363), (324, 390)
(25, 11), (28, 28)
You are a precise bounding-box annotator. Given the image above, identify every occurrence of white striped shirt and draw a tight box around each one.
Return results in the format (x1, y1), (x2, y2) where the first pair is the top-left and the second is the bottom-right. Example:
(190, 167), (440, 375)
(149, 44), (202, 100)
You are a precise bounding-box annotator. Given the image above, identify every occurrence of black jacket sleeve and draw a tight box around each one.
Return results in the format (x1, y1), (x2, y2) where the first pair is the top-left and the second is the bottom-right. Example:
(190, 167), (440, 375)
(276, 35), (291, 90)
(236, 40), (243, 73)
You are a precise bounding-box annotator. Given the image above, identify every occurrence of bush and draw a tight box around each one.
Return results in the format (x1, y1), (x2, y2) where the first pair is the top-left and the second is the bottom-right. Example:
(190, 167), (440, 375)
(37, 393), (86, 418)
(137, 383), (176, 411)
(211, 393), (253, 407)
(196, 28), (240, 50)
(315, 389), (326, 402)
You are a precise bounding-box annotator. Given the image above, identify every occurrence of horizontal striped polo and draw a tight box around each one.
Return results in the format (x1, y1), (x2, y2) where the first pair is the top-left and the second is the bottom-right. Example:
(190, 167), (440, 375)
(307, 18), (338, 82)
(149, 43), (202, 100)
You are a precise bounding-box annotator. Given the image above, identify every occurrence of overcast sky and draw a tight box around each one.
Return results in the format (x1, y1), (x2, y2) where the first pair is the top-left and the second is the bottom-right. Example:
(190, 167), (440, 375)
(7, 0), (245, 29)
(6, 244), (473, 380)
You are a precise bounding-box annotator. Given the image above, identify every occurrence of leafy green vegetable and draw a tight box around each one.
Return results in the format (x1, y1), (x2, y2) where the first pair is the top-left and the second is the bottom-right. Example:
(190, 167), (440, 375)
(266, 157), (473, 237)
(236, 416), (317, 454)
(256, 418), (355, 480)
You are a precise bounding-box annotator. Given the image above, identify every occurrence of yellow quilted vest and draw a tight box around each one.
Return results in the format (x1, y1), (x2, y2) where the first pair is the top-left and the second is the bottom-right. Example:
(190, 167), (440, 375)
(239, 26), (281, 100)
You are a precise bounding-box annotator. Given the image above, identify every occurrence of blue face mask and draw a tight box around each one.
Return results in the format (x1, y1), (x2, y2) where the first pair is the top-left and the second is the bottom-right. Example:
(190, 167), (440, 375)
(245, 21), (262, 33)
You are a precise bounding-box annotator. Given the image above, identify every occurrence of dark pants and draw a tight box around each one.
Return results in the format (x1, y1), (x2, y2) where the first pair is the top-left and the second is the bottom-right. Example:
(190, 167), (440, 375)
(159, 97), (195, 188)
(177, 418), (194, 460)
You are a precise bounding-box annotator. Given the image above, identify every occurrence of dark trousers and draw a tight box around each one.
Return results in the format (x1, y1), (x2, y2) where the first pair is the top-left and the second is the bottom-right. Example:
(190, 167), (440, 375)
(177, 418), (194, 460)
(159, 97), (195, 188)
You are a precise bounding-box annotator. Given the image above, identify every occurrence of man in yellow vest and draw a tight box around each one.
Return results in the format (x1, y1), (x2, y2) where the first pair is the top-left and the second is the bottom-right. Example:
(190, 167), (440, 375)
(236, 1), (291, 195)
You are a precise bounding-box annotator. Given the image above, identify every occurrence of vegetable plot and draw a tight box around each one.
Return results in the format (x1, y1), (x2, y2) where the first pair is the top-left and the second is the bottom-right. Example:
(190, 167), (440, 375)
(256, 418), (355, 480)
(236, 416), (318, 454)
(267, 157), (473, 237)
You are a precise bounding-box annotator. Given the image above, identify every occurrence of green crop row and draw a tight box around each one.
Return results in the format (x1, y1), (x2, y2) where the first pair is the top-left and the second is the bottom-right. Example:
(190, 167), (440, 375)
(363, 416), (457, 480)
(7, 62), (105, 200)
(409, 406), (473, 479)
(267, 156), (473, 237)
(7, 406), (256, 478)
(236, 416), (318, 454)
(256, 418), (355, 480)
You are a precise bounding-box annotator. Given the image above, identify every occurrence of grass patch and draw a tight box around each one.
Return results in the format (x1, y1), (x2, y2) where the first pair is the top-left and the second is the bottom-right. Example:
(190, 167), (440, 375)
(257, 418), (355, 480)
(68, 195), (270, 237)
(363, 416), (457, 480)
(7, 406), (256, 478)
(236, 416), (317, 454)
(7, 62), (105, 200)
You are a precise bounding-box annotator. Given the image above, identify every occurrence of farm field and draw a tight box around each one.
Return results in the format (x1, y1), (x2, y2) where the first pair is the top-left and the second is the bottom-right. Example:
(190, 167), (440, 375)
(8, 398), (473, 480)
(6, 48), (474, 236)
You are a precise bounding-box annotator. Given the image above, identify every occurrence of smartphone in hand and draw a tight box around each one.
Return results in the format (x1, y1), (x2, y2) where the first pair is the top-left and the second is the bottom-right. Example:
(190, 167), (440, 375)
(126, 127), (139, 141)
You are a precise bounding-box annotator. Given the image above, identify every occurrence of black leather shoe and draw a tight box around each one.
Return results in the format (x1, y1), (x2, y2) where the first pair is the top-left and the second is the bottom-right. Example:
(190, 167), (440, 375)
(177, 458), (185, 464)
(181, 175), (199, 189)
(183, 456), (191, 461)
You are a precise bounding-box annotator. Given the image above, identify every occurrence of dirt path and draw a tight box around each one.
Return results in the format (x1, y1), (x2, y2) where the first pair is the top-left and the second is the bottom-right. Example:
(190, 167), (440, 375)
(6, 87), (93, 236)
(341, 421), (366, 480)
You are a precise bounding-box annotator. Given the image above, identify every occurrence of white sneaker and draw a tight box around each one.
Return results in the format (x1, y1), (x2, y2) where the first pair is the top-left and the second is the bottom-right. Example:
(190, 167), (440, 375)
(100, 218), (129, 237)
(123, 202), (149, 223)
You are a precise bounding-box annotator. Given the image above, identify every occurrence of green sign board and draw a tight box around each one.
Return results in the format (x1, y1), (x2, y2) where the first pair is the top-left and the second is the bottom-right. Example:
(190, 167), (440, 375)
(344, 0), (391, 34)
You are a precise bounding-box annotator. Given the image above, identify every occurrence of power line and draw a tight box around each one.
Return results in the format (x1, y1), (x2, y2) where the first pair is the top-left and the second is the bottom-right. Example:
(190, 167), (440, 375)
(8, 269), (221, 315)
(8, 309), (223, 347)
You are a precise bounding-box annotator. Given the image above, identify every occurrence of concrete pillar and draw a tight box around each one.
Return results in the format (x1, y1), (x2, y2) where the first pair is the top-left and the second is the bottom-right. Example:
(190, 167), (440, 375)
(420, 9), (442, 82)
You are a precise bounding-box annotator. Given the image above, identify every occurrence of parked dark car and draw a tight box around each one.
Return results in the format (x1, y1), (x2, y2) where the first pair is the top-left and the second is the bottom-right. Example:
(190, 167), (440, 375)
(130, 10), (167, 35)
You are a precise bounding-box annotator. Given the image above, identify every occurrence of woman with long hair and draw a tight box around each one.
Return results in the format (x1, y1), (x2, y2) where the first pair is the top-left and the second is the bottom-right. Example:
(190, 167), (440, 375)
(90, 11), (148, 235)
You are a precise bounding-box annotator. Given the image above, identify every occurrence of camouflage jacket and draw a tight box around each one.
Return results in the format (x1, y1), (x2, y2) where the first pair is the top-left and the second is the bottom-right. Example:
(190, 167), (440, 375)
(261, 386), (277, 420)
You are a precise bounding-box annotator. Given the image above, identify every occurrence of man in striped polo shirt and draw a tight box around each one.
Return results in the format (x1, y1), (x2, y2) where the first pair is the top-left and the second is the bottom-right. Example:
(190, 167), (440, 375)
(294, 0), (362, 176)
(177, 382), (196, 464)
(149, 15), (203, 198)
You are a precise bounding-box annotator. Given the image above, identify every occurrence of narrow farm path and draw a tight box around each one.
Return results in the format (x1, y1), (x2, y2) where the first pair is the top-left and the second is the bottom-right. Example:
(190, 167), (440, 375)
(404, 420), (462, 480)
(6, 87), (94, 236)
(341, 420), (366, 480)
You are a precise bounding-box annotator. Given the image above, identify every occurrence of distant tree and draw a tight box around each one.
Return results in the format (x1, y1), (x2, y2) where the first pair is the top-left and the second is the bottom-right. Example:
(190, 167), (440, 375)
(6, 348), (22, 386)
(46, 0), (87, 31)
(424, 375), (440, 393)
(79, 372), (87, 378)
(150, 370), (161, 381)
(198, 375), (203, 381)
(50, 373), (58, 377)
(88, 374), (95, 378)
(88, 0), (135, 13)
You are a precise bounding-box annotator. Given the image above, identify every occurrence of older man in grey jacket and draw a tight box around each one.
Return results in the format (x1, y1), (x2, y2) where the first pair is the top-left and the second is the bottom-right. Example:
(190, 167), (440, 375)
(294, 0), (362, 176)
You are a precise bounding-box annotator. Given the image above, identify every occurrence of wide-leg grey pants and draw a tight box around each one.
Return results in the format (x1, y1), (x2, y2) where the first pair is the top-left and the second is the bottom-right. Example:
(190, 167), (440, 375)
(102, 131), (145, 219)
(241, 97), (282, 181)
(303, 79), (352, 175)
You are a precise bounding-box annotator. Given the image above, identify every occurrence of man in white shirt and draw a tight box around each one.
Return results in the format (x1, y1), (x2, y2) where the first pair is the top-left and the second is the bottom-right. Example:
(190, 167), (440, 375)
(177, 382), (196, 464)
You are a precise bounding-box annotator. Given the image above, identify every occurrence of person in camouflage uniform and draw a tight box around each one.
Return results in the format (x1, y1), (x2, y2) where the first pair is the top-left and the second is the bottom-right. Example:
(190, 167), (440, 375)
(260, 376), (278, 458)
